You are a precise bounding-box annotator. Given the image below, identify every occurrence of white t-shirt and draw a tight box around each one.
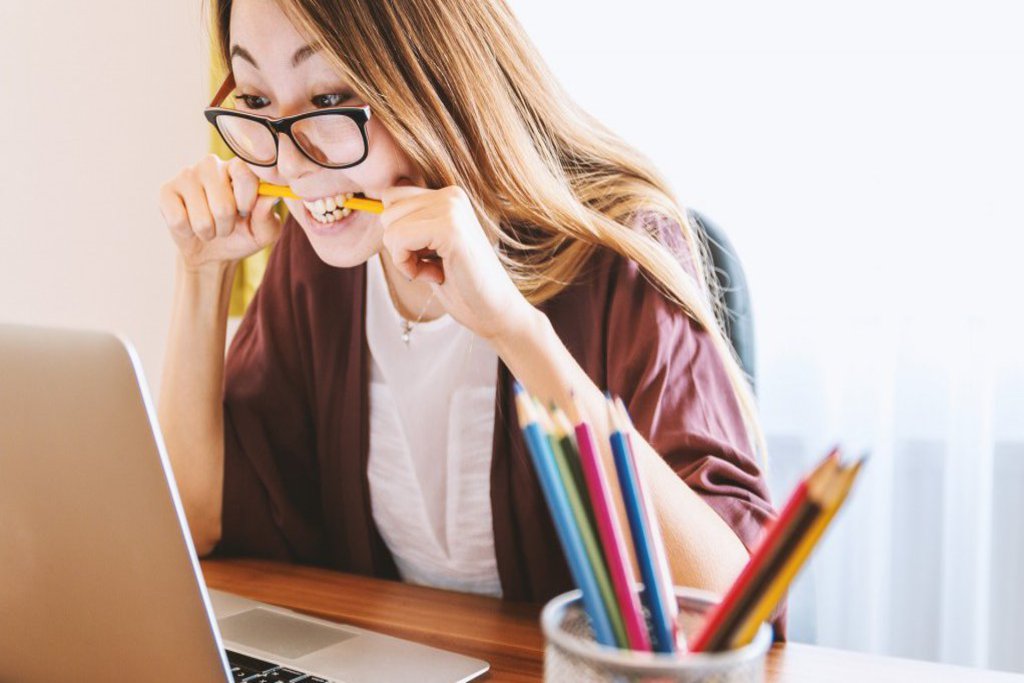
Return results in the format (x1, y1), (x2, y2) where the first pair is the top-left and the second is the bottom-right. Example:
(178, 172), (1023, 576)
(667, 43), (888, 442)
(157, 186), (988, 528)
(364, 252), (503, 597)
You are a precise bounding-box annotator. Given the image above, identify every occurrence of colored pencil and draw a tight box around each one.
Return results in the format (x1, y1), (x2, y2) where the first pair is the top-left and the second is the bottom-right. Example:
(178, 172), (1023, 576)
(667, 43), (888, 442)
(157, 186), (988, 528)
(537, 402), (629, 649)
(257, 182), (383, 213)
(614, 397), (683, 652)
(567, 396), (652, 651)
(607, 396), (678, 653)
(728, 457), (865, 648)
(514, 383), (863, 658)
(689, 448), (840, 652)
(550, 405), (598, 535)
(696, 457), (834, 651)
(512, 384), (617, 647)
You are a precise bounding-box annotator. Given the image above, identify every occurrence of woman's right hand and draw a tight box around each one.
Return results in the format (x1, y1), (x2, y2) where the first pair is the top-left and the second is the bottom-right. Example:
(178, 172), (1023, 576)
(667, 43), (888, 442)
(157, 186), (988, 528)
(158, 154), (283, 271)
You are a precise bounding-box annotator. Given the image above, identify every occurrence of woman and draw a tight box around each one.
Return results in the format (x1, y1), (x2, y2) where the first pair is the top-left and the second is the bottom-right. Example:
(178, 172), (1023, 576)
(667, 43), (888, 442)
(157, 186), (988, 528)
(157, 0), (779, 622)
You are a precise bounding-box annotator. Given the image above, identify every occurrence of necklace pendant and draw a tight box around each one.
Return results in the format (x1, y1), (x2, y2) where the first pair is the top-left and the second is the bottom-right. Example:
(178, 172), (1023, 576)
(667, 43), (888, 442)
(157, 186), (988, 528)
(401, 320), (412, 345)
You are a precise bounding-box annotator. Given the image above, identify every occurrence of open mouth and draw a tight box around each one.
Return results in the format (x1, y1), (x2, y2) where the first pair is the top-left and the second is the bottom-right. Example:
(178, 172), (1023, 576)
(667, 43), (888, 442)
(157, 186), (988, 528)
(301, 191), (368, 224)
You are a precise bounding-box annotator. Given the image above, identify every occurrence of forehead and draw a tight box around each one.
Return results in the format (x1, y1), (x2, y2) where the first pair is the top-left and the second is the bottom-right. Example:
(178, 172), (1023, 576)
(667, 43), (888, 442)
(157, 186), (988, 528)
(229, 0), (330, 74)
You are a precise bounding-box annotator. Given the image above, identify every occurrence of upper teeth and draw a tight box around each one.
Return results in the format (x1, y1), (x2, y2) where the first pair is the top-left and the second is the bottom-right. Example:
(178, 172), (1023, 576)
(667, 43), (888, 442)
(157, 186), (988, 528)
(303, 192), (356, 224)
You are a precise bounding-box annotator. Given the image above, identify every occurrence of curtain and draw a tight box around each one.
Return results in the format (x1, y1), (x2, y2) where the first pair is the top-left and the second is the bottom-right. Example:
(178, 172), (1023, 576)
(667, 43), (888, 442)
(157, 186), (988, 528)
(760, 309), (1024, 671)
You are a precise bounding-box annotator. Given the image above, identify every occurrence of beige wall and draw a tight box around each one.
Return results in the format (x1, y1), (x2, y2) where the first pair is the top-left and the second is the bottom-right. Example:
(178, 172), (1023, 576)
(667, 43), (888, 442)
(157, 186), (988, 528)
(0, 1), (208, 394)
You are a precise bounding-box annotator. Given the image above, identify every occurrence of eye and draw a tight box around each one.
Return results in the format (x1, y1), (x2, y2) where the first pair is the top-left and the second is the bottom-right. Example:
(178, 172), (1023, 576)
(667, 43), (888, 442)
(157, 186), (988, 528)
(312, 92), (355, 108)
(234, 93), (270, 110)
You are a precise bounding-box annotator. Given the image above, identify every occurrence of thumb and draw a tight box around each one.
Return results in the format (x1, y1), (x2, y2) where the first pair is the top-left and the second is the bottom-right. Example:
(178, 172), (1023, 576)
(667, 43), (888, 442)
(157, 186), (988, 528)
(250, 195), (283, 248)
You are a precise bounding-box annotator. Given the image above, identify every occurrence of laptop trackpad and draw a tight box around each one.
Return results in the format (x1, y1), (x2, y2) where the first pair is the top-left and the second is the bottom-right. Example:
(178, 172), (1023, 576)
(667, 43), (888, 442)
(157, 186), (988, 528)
(218, 608), (356, 660)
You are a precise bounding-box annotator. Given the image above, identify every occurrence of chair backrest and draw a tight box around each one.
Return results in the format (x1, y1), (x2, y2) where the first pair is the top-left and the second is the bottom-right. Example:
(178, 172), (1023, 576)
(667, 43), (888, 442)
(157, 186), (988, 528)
(686, 209), (757, 394)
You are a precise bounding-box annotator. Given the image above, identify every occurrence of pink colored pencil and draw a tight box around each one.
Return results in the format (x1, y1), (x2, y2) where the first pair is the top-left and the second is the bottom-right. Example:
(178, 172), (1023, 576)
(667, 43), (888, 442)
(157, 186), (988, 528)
(566, 397), (652, 651)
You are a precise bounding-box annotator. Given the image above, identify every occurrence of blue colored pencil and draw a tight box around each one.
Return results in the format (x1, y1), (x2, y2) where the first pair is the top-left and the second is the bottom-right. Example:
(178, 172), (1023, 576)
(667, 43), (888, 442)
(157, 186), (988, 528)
(615, 396), (683, 651)
(607, 395), (678, 653)
(513, 383), (617, 647)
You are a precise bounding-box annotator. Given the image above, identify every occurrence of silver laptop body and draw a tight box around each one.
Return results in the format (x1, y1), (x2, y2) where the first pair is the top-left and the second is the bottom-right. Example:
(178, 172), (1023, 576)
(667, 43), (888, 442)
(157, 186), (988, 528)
(0, 324), (489, 682)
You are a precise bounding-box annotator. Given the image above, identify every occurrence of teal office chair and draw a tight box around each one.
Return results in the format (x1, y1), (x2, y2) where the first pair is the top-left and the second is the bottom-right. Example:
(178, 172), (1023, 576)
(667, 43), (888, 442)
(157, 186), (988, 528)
(687, 209), (757, 394)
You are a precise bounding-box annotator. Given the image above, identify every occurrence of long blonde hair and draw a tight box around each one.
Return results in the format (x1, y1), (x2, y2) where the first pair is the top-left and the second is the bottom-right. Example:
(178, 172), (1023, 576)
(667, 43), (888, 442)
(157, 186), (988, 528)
(211, 0), (766, 460)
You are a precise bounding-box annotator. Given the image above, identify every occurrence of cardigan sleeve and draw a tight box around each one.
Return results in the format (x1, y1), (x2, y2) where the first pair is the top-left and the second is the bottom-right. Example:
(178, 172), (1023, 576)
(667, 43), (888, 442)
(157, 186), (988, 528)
(211, 220), (322, 561)
(603, 212), (778, 577)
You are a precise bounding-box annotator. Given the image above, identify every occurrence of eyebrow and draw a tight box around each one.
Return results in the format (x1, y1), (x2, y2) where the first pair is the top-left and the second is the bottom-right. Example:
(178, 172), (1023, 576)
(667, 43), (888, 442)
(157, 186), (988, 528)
(230, 43), (319, 69)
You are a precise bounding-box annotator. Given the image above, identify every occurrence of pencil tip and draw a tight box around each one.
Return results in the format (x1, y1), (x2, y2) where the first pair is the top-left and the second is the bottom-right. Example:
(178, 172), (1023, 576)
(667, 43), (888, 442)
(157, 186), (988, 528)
(565, 393), (582, 425)
(605, 395), (620, 430)
(613, 396), (635, 428)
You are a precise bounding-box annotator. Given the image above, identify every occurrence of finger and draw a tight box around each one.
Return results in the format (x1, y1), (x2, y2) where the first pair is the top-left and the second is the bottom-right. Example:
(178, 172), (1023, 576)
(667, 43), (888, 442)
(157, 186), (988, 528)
(383, 215), (438, 263)
(380, 183), (428, 207)
(380, 199), (447, 235)
(178, 175), (216, 242)
(159, 183), (192, 240)
(249, 195), (283, 248)
(197, 159), (237, 238)
(227, 157), (259, 219)
(380, 185), (432, 223)
(411, 259), (445, 285)
(383, 217), (447, 279)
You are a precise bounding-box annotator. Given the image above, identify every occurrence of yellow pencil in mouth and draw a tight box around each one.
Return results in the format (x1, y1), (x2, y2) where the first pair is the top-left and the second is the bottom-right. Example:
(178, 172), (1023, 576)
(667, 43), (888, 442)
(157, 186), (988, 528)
(257, 182), (383, 214)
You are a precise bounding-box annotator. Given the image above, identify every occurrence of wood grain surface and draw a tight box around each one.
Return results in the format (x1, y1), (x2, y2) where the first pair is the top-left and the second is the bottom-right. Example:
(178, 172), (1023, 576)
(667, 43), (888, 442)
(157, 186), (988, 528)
(201, 559), (1023, 682)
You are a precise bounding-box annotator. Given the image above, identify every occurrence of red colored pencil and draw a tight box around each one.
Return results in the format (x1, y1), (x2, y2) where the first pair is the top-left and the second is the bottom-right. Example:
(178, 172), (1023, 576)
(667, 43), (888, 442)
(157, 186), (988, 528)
(689, 447), (840, 652)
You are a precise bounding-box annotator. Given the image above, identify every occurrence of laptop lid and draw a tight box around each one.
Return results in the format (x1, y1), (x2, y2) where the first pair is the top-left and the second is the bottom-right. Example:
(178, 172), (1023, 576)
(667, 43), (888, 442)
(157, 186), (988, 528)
(0, 324), (231, 682)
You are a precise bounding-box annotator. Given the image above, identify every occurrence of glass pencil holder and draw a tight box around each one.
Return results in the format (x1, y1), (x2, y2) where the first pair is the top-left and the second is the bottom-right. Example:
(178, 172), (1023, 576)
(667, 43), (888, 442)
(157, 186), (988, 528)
(541, 586), (772, 683)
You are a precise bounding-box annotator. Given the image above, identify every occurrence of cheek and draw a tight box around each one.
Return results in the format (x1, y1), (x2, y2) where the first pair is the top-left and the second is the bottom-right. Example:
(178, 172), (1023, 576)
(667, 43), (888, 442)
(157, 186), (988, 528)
(355, 120), (420, 186)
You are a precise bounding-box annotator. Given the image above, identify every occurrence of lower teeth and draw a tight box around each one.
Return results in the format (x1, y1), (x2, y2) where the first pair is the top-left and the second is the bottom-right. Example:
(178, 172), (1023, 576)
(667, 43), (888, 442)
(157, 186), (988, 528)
(314, 210), (350, 224)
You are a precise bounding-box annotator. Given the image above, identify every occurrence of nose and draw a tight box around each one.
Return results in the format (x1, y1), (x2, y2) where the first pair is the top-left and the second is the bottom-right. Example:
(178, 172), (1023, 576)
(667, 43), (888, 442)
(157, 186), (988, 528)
(275, 131), (318, 180)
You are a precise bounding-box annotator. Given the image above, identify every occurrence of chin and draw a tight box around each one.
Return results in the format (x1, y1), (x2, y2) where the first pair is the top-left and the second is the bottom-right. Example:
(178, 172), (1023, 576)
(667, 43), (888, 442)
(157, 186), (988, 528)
(288, 199), (379, 268)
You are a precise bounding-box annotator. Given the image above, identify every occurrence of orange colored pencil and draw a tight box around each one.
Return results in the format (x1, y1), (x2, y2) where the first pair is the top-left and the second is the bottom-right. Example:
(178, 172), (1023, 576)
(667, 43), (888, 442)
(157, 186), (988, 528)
(257, 182), (383, 213)
(690, 449), (840, 652)
(728, 457), (865, 647)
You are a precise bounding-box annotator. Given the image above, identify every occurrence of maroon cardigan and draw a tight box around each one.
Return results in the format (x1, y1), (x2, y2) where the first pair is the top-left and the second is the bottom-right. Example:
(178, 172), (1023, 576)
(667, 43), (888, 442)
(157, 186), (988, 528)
(214, 211), (783, 634)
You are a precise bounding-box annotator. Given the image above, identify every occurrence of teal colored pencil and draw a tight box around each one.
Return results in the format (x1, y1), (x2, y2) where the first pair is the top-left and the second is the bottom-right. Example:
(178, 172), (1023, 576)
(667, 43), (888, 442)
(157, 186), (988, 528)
(536, 401), (629, 649)
(514, 386), (616, 647)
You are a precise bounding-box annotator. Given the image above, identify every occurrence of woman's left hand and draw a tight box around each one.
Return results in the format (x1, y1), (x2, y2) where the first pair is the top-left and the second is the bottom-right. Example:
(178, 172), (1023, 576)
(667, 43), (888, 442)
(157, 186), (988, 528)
(379, 185), (535, 341)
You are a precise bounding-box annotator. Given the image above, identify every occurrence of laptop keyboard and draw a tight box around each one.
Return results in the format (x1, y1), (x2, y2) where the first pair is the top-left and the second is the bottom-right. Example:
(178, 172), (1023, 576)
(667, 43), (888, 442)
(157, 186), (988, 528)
(226, 649), (334, 682)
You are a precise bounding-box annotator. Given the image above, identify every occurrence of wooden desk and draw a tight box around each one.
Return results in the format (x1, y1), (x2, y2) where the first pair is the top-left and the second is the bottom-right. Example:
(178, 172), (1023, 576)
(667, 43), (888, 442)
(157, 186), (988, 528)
(201, 558), (1023, 682)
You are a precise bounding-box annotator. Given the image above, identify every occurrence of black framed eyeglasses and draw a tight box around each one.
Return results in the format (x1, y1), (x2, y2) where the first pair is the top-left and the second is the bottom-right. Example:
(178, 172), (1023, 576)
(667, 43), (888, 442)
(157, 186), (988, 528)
(204, 72), (371, 169)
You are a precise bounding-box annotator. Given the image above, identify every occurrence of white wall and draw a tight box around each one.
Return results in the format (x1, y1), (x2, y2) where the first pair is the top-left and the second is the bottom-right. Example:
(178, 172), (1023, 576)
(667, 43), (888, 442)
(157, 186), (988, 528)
(510, 0), (1024, 327)
(0, 1), (208, 392)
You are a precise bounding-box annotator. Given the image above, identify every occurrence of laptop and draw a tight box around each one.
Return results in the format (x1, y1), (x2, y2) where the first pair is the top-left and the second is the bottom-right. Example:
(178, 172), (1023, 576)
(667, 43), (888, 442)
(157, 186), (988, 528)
(0, 323), (490, 682)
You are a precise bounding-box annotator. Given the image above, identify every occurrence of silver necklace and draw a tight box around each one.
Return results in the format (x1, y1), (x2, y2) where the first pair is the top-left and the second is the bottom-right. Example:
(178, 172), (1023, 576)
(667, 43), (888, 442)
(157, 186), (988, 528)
(382, 266), (438, 345)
